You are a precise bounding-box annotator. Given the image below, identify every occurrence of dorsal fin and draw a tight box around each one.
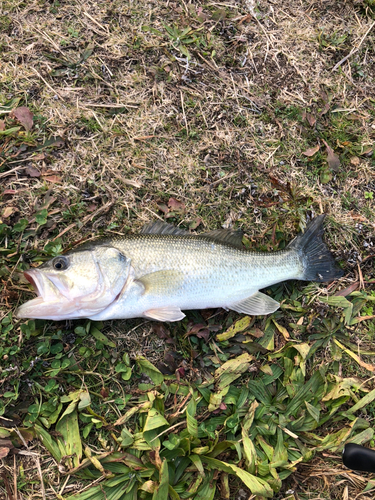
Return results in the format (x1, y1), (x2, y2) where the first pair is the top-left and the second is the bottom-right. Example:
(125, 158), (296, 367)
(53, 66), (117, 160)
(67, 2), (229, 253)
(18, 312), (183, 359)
(199, 228), (244, 248)
(140, 221), (189, 236)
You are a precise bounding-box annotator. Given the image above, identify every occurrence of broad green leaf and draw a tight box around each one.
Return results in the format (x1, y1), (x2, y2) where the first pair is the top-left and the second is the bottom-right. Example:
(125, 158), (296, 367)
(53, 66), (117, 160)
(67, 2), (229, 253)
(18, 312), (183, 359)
(208, 386), (229, 412)
(56, 409), (82, 467)
(34, 424), (61, 462)
(194, 471), (216, 500)
(152, 459), (169, 500)
(0, 428), (10, 438)
(186, 394), (198, 438)
(346, 428), (374, 446)
(242, 429), (256, 474)
(90, 326), (116, 347)
(305, 401), (320, 423)
(334, 339), (375, 373)
(214, 353), (254, 391)
(216, 316), (252, 341)
(345, 388), (375, 414)
(190, 454), (205, 476)
(78, 391), (91, 411)
(143, 408), (169, 448)
(137, 357), (164, 385)
(201, 456), (273, 497)
(273, 428), (288, 464)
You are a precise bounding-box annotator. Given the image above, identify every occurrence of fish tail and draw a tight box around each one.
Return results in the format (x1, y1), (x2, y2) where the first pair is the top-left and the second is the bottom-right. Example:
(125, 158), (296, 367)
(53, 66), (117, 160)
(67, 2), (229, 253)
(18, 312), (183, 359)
(288, 215), (343, 282)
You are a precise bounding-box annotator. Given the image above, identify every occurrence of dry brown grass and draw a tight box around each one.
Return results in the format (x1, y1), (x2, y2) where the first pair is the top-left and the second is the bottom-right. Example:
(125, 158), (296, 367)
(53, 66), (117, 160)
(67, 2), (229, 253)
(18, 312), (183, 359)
(1, 0), (375, 498)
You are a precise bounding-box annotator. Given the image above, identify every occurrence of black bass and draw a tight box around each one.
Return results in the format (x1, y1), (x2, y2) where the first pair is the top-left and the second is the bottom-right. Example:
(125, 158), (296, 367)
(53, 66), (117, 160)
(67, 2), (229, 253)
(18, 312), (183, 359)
(16, 215), (343, 321)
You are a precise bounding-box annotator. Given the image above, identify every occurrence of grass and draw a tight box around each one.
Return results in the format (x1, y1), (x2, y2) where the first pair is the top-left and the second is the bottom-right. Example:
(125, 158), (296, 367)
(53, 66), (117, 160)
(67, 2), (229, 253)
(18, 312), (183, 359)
(1, 0), (375, 498)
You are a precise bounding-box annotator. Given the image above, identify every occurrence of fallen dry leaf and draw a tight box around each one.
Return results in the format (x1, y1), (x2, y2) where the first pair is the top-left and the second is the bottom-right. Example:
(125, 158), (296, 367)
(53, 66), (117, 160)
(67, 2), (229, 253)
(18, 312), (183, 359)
(0, 120), (5, 131)
(306, 113), (316, 127)
(157, 201), (169, 214)
(302, 144), (320, 157)
(322, 140), (340, 171)
(335, 282), (359, 296)
(0, 447), (10, 459)
(168, 197), (185, 212)
(10, 106), (33, 131)
(189, 217), (202, 230)
(25, 165), (41, 177)
(350, 157), (360, 166)
(2, 206), (16, 218)
(319, 102), (330, 116)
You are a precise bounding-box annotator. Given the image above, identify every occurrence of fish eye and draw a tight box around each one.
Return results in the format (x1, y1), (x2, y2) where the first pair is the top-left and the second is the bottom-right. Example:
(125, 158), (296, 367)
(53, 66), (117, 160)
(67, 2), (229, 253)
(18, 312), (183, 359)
(52, 256), (69, 271)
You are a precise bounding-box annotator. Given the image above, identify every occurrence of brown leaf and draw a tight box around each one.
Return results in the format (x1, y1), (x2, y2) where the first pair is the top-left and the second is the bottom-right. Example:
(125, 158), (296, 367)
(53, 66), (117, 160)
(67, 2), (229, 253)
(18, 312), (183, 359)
(86, 203), (98, 212)
(32, 153), (45, 161)
(246, 327), (264, 338)
(167, 197), (185, 213)
(157, 202), (169, 214)
(306, 113), (316, 127)
(320, 88), (329, 104)
(0, 447), (10, 459)
(302, 144), (320, 157)
(10, 106), (33, 131)
(152, 323), (171, 339)
(322, 140), (340, 171)
(335, 282), (359, 296)
(319, 102), (330, 116)
(350, 157), (360, 166)
(43, 175), (62, 183)
(25, 165), (41, 177)
(2, 206), (16, 218)
(189, 217), (202, 230)
(0, 120), (5, 131)
(100, 387), (109, 398)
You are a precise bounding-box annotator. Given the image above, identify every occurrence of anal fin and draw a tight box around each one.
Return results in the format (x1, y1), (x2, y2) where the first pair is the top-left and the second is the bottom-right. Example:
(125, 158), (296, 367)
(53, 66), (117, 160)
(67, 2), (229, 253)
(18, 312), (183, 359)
(144, 307), (186, 322)
(229, 291), (280, 316)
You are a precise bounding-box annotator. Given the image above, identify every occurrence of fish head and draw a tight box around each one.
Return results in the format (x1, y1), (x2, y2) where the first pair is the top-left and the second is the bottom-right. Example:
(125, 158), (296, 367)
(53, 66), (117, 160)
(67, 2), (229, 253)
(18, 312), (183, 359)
(16, 245), (131, 320)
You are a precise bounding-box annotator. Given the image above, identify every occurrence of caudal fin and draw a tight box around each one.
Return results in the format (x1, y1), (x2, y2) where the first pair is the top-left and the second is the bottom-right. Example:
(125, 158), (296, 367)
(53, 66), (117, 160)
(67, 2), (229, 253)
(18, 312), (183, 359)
(288, 215), (344, 282)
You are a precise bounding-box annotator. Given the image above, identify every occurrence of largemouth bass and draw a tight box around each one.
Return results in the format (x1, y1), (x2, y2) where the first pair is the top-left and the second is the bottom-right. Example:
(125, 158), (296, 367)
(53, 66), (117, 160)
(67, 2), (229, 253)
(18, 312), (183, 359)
(16, 215), (343, 321)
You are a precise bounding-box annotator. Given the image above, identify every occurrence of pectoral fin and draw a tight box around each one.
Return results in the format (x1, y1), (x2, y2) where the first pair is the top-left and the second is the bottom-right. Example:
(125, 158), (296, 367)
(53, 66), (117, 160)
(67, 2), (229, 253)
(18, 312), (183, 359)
(229, 291), (280, 315)
(138, 270), (184, 295)
(144, 307), (186, 322)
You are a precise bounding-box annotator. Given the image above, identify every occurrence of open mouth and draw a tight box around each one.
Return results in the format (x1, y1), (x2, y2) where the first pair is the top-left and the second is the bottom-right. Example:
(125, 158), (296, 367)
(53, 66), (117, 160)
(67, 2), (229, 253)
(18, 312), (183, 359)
(24, 270), (43, 297)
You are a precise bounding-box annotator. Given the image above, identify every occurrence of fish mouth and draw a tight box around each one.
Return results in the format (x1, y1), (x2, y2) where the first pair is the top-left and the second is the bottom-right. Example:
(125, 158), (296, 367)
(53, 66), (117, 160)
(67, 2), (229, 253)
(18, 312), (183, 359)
(15, 268), (126, 321)
(15, 269), (69, 320)
(24, 270), (44, 297)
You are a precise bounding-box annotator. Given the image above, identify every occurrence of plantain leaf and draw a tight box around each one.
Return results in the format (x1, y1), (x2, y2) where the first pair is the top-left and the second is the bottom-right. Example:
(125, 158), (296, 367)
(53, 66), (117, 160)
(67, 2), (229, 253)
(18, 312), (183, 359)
(152, 459), (169, 500)
(201, 456), (273, 497)
(216, 316), (252, 341)
(56, 409), (82, 467)
(34, 424), (61, 462)
(186, 394), (198, 438)
(215, 353), (254, 391)
(90, 326), (116, 347)
(137, 357), (164, 385)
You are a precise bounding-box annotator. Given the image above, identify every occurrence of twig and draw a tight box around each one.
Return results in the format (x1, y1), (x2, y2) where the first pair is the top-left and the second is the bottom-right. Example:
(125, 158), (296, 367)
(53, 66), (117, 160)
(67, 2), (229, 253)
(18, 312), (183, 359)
(332, 20), (375, 72)
(180, 90), (188, 136)
(31, 67), (63, 100)
(0, 165), (25, 178)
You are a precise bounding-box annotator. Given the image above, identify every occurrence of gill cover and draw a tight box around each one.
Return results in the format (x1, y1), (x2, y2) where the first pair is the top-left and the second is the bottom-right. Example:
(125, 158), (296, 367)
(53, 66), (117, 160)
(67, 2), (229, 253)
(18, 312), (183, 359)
(16, 245), (131, 320)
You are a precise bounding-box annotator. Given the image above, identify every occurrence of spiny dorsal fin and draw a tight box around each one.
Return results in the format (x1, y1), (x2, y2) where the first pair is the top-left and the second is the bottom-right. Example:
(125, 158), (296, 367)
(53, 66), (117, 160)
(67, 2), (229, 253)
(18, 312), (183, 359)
(140, 221), (189, 236)
(199, 228), (244, 248)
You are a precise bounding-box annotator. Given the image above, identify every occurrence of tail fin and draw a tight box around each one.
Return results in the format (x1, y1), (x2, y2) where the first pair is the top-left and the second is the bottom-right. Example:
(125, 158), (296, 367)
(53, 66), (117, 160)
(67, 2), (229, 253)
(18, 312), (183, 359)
(288, 215), (344, 282)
